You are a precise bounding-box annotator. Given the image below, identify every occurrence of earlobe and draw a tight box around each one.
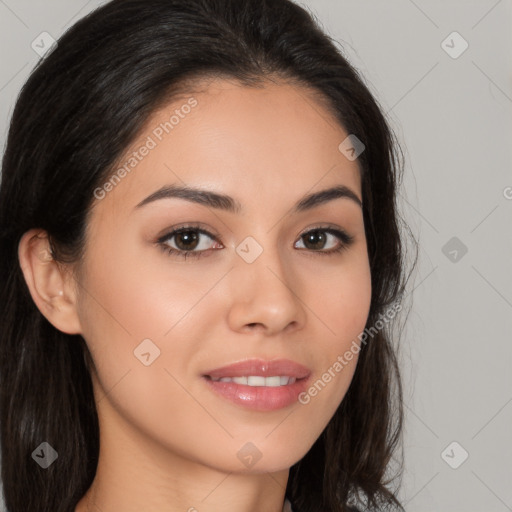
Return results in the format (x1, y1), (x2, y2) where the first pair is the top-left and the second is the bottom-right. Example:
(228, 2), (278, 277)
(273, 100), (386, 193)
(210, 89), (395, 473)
(18, 229), (83, 335)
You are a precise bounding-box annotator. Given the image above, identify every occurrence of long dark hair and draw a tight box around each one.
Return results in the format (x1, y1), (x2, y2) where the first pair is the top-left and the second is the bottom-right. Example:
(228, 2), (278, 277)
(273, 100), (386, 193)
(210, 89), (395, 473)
(0, 1), (415, 510)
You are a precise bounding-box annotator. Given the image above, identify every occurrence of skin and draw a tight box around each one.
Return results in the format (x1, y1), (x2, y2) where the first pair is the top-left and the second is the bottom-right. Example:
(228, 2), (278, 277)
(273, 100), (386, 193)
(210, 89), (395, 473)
(18, 77), (372, 512)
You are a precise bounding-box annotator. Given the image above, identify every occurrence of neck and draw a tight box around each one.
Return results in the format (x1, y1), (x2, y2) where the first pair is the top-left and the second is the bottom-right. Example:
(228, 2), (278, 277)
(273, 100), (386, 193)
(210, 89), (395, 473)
(75, 399), (290, 512)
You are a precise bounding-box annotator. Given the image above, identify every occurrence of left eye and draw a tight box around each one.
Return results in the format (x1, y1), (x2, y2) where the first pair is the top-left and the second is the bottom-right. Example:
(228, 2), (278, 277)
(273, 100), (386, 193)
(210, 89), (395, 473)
(295, 228), (350, 252)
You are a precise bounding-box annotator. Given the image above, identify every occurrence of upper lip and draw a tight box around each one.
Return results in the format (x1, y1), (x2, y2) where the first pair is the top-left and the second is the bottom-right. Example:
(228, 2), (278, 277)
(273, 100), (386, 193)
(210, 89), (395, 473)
(204, 358), (311, 380)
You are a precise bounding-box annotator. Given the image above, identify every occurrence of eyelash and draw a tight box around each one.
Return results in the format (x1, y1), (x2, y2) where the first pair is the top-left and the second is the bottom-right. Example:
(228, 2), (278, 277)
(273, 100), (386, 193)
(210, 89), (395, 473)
(156, 224), (354, 260)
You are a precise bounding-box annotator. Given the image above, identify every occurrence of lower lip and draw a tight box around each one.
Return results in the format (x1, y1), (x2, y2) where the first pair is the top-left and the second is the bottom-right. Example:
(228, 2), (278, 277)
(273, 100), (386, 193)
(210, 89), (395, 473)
(202, 376), (310, 411)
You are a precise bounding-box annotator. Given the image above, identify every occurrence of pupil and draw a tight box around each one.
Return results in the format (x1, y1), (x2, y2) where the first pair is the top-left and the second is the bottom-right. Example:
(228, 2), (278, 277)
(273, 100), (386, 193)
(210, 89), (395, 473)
(177, 231), (198, 250)
(305, 231), (325, 250)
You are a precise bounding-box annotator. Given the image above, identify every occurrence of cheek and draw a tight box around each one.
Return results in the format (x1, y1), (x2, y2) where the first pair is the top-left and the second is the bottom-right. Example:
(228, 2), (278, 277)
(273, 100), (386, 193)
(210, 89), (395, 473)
(301, 255), (371, 402)
(74, 236), (223, 405)
(308, 255), (372, 345)
(77, 233), (214, 341)
(74, 246), (210, 449)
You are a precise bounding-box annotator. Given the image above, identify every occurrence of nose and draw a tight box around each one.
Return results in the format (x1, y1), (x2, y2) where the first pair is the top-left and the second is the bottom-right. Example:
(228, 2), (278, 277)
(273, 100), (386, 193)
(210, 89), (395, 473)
(226, 243), (307, 336)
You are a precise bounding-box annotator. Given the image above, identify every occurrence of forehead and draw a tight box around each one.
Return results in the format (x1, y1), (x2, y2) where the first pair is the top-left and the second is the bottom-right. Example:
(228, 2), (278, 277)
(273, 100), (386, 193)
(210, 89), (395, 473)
(91, 77), (362, 220)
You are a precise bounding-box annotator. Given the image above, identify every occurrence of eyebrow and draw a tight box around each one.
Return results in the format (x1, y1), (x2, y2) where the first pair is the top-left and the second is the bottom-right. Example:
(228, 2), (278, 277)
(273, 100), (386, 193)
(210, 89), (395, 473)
(134, 183), (362, 213)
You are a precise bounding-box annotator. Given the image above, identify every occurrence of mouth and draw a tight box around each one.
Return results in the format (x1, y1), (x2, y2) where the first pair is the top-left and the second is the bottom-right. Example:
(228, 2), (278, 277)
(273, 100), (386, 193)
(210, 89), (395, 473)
(202, 358), (311, 411)
(205, 375), (299, 386)
(203, 357), (311, 380)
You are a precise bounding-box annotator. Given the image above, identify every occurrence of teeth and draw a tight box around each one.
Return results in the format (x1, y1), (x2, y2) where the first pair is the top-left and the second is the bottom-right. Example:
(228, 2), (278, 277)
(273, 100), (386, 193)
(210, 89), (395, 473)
(265, 376), (281, 387)
(247, 376), (265, 386)
(210, 375), (297, 386)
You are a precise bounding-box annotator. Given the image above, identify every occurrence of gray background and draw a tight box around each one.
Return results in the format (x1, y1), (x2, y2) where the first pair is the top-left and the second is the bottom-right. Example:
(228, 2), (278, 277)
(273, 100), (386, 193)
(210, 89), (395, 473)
(1, 1), (511, 511)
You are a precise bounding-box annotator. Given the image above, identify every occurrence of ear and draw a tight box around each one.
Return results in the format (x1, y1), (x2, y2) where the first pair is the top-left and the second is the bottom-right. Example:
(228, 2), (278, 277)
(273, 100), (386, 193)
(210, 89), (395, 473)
(18, 229), (82, 335)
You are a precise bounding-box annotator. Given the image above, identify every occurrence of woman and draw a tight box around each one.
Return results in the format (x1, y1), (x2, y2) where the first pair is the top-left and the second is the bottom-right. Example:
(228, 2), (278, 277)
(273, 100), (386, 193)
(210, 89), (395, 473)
(0, 0), (415, 511)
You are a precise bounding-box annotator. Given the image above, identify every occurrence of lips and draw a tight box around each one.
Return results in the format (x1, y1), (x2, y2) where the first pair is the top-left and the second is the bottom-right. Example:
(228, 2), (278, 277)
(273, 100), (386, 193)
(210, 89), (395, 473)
(202, 359), (311, 411)
(203, 358), (311, 380)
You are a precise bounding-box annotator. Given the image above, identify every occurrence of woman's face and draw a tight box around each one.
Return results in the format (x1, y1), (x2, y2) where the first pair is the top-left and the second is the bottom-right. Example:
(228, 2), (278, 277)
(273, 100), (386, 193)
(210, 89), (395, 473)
(74, 77), (371, 473)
